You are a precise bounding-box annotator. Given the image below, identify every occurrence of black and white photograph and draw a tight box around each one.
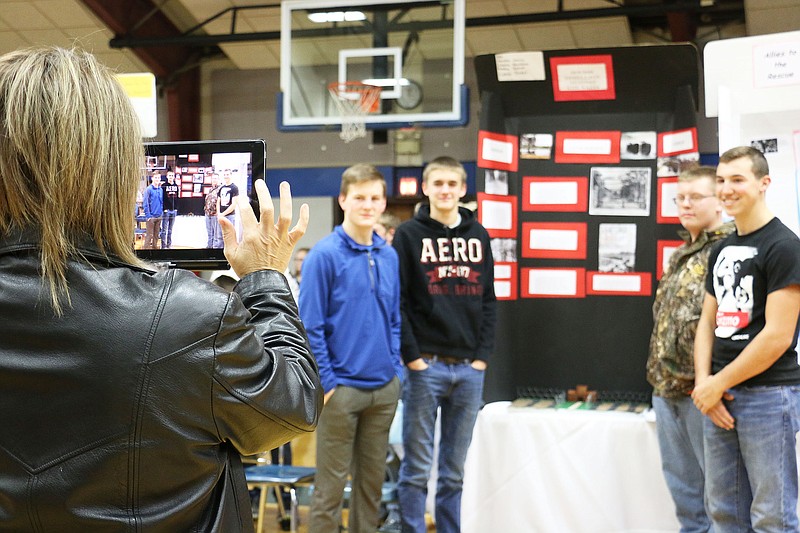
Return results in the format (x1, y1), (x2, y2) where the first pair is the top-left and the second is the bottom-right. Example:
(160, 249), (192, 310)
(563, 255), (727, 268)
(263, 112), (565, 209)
(491, 238), (517, 262)
(519, 133), (554, 160)
(656, 152), (700, 177)
(750, 137), (778, 153)
(485, 169), (510, 195)
(620, 131), (656, 160)
(598, 223), (637, 273)
(588, 167), (652, 216)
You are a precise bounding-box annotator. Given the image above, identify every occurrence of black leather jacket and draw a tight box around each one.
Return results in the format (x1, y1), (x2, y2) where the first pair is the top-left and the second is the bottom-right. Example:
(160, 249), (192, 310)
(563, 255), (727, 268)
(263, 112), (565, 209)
(0, 232), (322, 532)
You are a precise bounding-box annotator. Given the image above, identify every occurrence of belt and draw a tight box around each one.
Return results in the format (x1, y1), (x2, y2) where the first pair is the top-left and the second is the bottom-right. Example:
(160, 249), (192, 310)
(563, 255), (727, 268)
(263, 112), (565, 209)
(421, 353), (472, 365)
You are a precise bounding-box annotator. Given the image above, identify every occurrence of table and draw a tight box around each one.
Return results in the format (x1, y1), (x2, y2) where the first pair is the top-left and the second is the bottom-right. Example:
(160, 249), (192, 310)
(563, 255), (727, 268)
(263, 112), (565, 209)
(461, 401), (680, 533)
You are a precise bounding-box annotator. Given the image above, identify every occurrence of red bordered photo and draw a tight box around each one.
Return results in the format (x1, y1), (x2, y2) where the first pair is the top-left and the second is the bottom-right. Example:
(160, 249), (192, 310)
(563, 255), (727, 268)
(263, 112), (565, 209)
(586, 271), (652, 296)
(656, 240), (684, 280)
(478, 130), (519, 172)
(493, 262), (518, 301)
(522, 176), (588, 212)
(657, 127), (698, 156)
(554, 131), (621, 164)
(550, 54), (615, 102)
(521, 221), (587, 259)
(477, 193), (518, 238)
(656, 177), (680, 224)
(521, 267), (586, 299)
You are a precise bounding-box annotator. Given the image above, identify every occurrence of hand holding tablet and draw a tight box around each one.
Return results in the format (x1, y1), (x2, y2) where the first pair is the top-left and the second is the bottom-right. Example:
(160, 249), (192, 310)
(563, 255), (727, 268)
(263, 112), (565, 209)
(221, 180), (309, 277)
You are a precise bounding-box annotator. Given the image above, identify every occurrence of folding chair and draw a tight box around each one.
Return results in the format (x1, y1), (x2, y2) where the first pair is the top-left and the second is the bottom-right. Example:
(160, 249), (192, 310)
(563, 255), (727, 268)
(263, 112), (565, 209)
(245, 464), (316, 533)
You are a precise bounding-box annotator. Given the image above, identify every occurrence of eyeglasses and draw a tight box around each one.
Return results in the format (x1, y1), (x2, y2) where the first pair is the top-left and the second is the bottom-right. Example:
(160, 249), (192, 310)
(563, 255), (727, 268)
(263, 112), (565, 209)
(673, 194), (715, 205)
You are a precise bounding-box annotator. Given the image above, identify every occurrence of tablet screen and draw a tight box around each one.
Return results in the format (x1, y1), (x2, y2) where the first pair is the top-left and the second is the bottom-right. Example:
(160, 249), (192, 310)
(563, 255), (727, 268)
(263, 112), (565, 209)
(135, 139), (266, 269)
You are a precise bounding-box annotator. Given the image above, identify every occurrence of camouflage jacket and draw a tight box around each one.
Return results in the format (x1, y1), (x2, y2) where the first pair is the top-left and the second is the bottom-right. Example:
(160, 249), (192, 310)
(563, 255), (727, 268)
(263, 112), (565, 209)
(646, 221), (735, 397)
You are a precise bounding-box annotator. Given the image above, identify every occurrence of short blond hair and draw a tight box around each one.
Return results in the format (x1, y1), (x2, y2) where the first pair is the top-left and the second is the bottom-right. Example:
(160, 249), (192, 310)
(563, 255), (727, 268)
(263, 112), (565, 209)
(340, 163), (386, 197)
(0, 47), (144, 313)
(678, 165), (716, 185)
(422, 156), (466, 184)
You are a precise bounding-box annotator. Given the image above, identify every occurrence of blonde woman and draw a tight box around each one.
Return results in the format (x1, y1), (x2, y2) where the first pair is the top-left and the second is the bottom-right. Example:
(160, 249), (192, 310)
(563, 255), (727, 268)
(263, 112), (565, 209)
(0, 47), (321, 532)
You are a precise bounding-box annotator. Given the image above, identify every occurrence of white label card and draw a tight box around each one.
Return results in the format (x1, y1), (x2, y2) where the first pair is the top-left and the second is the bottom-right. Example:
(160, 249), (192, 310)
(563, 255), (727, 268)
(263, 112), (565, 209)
(528, 269), (578, 296)
(563, 138), (612, 155)
(529, 229), (578, 251)
(481, 200), (513, 230)
(482, 138), (514, 164)
(661, 181), (678, 218)
(494, 280), (512, 298)
(556, 64), (608, 92)
(495, 264), (512, 278)
(529, 181), (578, 205)
(495, 51), (546, 82)
(662, 130), (694, 154)
(592, 274), (641, 292)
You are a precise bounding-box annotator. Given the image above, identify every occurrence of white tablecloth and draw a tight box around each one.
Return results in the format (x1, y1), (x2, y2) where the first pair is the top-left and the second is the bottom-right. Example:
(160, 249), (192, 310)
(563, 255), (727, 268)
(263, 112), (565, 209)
(461, 401), (680, 533)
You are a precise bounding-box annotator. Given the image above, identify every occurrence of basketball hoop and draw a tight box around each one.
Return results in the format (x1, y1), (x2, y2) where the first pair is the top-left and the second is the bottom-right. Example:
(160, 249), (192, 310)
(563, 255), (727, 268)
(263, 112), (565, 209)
(328, 82), (382, 143)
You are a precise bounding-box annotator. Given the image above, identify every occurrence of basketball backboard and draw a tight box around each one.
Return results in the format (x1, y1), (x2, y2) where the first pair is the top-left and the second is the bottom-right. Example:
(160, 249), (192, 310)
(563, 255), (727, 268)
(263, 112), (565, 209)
(278, 0), (467, 132)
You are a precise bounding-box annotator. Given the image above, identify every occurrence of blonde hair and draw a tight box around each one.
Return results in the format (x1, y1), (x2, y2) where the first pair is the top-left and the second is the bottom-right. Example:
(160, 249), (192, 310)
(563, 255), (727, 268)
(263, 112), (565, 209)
(422, 156), (466, 184)
(0, 47), (145, 313)
(340, 163), (386, 197)
(678, 165), (716, 184)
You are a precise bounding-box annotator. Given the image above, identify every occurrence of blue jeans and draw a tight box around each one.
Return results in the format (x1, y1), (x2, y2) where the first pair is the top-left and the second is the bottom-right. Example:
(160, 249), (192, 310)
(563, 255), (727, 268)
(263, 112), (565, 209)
(398, 359), (484, 533)
(205, 215), (222, 248)
(653, 395), (711, 533)
(160, 209), (177, 248)
(704, 385), (800, 533)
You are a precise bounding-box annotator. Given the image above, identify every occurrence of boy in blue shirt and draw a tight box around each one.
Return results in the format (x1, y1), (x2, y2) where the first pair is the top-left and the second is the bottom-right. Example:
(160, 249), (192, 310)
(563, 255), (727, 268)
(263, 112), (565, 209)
(142, 172), (163, 249)
(299, 164), (403, 533)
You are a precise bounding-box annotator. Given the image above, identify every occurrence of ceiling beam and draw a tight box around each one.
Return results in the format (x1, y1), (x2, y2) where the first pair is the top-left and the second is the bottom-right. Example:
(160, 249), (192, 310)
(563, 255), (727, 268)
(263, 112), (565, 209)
(107, 1), (743, 49)
(80, 0), (210, 140)
(80, 0), (201, 76)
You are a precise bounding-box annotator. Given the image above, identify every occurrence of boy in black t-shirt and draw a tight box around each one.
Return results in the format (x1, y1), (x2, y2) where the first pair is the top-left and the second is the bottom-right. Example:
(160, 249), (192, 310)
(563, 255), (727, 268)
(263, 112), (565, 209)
(693, 146), (800, 531)
(160, 170), (180, 249)
(218, 169), (239, 229)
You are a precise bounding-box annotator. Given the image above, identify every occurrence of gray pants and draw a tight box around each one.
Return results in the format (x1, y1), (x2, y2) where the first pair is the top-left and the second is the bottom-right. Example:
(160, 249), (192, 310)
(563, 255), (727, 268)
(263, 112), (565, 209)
(144, 217), (161, 249)
(310, 376), (400, 533)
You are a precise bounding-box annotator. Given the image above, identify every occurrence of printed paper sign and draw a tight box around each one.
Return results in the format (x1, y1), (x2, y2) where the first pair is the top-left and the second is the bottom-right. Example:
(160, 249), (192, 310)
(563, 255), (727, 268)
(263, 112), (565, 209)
(478, 131), (519, 172)
(753, 41), (800, 88)
(117, 73), (157, 138)
(658, 128), (697, 156)
(482, 138), (514, 164)
(495, 51), (546, 81)
(550, 55), (616, 101)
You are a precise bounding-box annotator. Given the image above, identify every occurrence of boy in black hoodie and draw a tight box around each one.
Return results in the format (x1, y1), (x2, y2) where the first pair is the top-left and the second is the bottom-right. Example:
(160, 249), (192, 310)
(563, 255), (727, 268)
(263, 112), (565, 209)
(393, 156), (496, 533)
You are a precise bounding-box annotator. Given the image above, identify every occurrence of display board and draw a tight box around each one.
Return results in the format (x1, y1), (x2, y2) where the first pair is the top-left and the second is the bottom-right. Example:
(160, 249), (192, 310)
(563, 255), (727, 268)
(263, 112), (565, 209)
(474, 44), (700, 402)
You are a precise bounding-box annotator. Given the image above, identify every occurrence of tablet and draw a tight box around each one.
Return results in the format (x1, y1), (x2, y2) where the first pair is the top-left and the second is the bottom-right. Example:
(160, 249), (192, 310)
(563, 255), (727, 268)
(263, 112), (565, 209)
(136, 139), (266, 270)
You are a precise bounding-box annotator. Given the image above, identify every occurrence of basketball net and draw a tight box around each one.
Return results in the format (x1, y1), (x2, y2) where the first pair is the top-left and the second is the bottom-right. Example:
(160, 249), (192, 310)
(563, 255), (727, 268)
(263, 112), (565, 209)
(328, 82), (382, 143)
